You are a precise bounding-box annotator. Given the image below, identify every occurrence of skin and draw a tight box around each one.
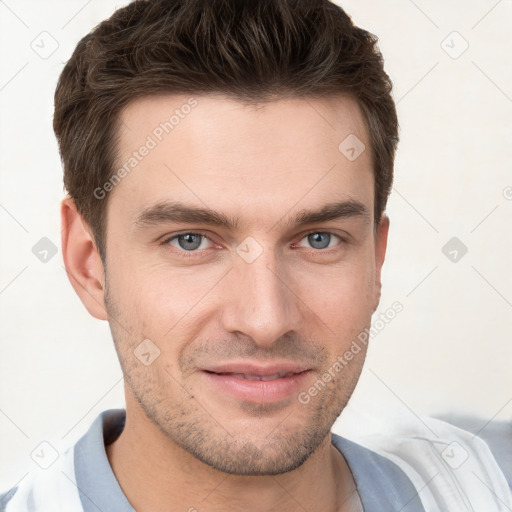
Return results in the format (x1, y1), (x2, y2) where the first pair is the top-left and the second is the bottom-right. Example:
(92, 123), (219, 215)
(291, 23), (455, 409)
(61, 93), (389, 512)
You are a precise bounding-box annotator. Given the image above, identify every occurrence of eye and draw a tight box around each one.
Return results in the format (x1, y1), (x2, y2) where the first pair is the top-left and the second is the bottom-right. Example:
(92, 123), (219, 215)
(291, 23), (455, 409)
(165, 232), (213, 252)
(296, 232), (341, 250)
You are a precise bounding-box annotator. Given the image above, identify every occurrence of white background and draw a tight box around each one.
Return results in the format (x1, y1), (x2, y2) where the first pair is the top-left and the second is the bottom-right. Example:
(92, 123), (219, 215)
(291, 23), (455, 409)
(0, 0), (511, 490)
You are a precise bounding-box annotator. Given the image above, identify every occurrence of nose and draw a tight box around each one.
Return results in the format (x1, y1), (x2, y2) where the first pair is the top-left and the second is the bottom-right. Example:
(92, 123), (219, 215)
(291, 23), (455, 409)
(220, 249), (303, 348)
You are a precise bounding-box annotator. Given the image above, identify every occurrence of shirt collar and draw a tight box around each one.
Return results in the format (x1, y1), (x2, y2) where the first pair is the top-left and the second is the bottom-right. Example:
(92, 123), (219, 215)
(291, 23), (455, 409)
(74, 409), (424, 512)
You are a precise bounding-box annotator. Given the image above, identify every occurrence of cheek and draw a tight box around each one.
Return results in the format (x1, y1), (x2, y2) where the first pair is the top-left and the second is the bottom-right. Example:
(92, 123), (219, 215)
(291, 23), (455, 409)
(125, 266), (225, 356)
(299, 258), (376, 329)
(109, 256), (188, 317)
(134, 267), (218, 315)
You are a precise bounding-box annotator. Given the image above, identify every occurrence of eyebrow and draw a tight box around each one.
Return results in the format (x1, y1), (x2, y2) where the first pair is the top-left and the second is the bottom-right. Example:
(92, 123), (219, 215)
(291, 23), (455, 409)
(133, 199), (371, 231)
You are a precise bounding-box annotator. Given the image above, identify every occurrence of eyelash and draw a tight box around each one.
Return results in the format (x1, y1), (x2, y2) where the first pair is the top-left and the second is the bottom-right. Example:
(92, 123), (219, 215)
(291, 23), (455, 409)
(161, 230), (347, 258)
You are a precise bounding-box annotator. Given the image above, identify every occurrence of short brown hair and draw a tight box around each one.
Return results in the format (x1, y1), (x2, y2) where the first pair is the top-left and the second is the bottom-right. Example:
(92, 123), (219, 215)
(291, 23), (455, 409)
(54, 0), (398, 261)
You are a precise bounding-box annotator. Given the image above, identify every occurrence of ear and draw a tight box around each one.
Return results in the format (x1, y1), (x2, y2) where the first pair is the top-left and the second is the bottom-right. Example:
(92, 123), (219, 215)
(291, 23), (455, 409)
(61, 196), (108, 320)
(372, 214), (390, 312)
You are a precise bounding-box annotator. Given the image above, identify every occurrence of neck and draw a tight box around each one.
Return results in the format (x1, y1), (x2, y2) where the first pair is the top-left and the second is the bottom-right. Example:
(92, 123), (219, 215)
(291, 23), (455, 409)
(106, 402), (362, 512)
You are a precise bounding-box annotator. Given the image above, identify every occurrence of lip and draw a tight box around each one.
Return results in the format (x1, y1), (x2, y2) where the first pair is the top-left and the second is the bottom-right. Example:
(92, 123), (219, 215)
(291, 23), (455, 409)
(200, 361), (312, 404)
(203, 361), (311, 376)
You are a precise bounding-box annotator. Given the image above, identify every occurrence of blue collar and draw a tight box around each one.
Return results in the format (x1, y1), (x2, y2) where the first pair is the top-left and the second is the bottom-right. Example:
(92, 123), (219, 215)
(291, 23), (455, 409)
(74, 409), (424, 512)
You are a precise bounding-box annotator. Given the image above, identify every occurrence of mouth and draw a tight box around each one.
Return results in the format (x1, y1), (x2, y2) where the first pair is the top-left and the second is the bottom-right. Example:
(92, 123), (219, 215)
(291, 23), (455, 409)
(206, 371), (299, 381)
(200, 363), (312, 403)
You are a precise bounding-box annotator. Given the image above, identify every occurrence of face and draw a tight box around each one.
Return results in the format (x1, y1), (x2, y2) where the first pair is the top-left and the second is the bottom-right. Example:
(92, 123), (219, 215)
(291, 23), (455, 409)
(101, 93), (387, 475)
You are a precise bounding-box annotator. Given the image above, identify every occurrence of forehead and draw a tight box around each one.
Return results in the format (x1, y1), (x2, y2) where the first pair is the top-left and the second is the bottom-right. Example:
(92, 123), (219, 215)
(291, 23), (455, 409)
(118, 93), (369, 157)
(110, 93), (374, 229)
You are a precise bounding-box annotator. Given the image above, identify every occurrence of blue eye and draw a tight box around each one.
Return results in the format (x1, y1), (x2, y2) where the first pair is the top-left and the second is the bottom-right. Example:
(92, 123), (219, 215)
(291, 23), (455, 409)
(167, 233), (212, 251)
(297, 232), (341, 250)
(308, 232), (331, 249)
(162, 230), (343, 257)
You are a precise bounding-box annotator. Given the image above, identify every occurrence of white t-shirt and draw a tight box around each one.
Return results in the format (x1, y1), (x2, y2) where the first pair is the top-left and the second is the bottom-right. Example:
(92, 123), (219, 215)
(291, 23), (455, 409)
(1, 409), (510, 511)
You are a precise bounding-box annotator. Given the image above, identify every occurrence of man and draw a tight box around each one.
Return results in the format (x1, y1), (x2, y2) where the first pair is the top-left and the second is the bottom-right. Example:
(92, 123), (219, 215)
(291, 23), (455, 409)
(1, 0), (510, 510)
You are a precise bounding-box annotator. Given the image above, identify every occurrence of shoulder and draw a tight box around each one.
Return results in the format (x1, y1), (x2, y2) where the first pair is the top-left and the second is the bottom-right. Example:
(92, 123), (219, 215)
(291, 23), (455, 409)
(0, 487), (18, 511)
(434, 414), (512, 490)
(0, 445), (83, 512)
(0, 409), (126, 512)
(337, 413), (512, 512)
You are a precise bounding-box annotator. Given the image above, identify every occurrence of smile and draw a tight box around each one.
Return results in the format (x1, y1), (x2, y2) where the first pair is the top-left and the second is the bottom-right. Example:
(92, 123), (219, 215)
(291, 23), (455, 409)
(213, 371), (297, 381)
(201, 364), (312, 403)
